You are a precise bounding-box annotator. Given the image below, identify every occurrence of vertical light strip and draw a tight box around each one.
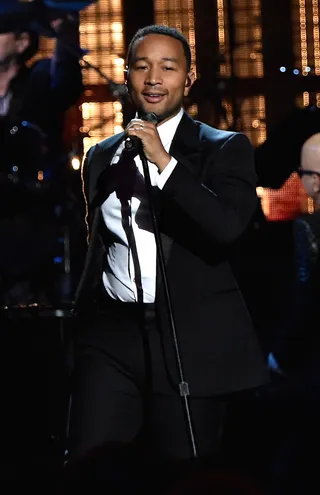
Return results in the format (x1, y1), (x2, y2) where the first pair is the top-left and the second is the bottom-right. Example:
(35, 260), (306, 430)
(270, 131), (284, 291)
(232, 0), (264, 78)
(80, 0), (124, 154)
(308, 196), (315, 213)
(303, 91), (310, 106)
(153, 0), (197, 74)
(313, 0), (320, 75)
(238, 95), (266, 146)
(215, 1), (265, 147)
(187, 0), (196, 73)
(252, 0), (264, 78)
(220, 99), (234, 130)
(293, 1), (320, 112)
(299, 0), (308, 75)
(80, 0), (124, 85)
(217, 0), (231, 77)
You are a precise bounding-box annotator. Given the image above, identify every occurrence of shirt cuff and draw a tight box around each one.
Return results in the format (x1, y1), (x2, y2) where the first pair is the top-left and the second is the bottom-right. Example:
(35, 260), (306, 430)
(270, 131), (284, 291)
(156, 157), (178, 190)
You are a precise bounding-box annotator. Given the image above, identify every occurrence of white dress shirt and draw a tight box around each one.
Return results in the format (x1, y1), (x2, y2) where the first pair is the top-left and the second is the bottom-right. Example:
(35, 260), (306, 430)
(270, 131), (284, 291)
(101, 107), (184, 303)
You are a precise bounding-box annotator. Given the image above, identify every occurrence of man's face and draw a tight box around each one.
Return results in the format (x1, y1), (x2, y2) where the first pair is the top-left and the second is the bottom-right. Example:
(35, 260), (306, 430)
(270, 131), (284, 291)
(0, 32), (30, 70)
(301, 166), (320, 199)
(127, 33), (195, 124)
(300, 140), (320, 199)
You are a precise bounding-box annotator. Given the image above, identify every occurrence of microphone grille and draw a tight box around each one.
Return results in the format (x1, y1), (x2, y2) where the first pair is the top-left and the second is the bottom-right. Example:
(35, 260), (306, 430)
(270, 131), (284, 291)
(141, 112), (158, 124)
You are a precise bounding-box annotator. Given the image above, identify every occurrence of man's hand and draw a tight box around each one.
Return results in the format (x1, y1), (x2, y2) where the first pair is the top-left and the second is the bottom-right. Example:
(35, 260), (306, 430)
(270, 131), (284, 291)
(126, 119), (171, 172)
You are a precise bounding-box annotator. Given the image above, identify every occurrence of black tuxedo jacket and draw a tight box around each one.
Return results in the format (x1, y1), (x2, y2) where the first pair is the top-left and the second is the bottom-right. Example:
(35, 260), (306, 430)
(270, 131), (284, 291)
(74, 111), (268, 396)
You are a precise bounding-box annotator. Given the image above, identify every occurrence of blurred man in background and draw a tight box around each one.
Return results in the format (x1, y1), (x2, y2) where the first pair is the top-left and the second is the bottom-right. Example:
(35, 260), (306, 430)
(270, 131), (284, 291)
(0, 0), (84, 306)
(0, 0), (85, 486)
(266, 133), (320, 494)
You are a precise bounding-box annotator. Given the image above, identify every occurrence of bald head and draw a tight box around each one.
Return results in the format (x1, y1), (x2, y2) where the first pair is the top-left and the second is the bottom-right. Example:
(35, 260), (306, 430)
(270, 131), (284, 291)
(300, 133), (320, 206)
(301, 133), (320, 173)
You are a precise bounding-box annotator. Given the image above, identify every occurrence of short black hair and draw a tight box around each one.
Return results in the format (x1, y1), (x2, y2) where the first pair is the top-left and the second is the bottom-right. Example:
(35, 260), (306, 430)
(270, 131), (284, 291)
(126, 24), (192, 72)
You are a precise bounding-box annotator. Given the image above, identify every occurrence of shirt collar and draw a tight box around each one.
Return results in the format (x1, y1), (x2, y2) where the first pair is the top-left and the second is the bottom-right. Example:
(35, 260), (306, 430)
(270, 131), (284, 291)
(156, 107), (184, 148)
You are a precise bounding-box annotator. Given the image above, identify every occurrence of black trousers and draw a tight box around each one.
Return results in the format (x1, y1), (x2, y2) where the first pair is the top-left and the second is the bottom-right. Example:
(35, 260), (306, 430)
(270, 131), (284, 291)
(67, 297), (227, 462)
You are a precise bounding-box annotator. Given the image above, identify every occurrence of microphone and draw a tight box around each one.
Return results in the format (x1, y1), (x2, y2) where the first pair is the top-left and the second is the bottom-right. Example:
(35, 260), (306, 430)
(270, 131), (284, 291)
(124, 112), (158, 151)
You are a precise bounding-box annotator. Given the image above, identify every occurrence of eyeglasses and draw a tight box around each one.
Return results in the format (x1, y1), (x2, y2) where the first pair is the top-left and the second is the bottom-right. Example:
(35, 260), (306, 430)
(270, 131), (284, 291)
(297, 168), (320, 178)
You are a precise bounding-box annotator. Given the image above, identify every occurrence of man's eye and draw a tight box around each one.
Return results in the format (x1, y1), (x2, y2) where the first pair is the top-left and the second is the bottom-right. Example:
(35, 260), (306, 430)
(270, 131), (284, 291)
(136, 65), (147, 70)
(164, 67), (174, 70)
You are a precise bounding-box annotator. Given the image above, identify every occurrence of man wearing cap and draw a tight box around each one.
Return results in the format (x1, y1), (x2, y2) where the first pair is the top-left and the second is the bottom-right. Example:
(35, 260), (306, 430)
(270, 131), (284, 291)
(0, 0), (86, 482)
(0, 0), (84, 306)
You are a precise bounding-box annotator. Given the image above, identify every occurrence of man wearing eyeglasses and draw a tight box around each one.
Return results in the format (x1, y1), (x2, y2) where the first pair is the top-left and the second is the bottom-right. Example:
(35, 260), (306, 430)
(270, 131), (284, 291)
(267, 132), (320, 492)
(297, 134), (320, 208)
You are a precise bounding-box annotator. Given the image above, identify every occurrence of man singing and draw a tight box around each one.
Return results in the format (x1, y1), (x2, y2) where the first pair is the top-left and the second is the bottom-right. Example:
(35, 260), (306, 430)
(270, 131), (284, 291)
(68, 24), (268, 466)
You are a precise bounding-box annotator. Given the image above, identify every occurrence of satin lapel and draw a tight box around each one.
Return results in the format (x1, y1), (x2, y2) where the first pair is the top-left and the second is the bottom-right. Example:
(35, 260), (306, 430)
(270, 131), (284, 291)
(169, 111), (202, 177)
(158, 112), (203, 268)
(88, 132), (125, 210)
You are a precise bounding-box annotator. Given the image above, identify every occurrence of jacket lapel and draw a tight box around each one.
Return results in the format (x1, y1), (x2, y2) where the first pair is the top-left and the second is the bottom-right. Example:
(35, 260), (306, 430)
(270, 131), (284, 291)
(158, 111), (203, 268)
(169, 111), (202, 177)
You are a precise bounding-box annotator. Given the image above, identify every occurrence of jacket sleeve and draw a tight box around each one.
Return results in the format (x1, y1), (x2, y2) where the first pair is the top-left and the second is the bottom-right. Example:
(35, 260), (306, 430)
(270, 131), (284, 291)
(162, 132), (257, 245)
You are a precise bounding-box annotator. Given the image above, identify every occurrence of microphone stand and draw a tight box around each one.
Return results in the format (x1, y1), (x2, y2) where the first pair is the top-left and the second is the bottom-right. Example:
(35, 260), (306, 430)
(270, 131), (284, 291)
(137, 140), (198, 459)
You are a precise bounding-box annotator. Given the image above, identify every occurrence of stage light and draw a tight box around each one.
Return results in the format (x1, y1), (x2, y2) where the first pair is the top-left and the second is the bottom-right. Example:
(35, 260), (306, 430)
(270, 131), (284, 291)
(71, 155), (81, 170)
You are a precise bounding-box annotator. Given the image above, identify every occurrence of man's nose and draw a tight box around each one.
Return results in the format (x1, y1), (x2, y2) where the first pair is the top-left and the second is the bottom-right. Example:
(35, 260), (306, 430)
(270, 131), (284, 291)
(145, 69), (162, 85)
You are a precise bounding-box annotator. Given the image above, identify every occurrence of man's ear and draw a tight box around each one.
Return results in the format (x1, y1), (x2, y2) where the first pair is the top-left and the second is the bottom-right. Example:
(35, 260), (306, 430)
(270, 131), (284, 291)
(184, 71), (195, 96)
(124, 67), (132, 95)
